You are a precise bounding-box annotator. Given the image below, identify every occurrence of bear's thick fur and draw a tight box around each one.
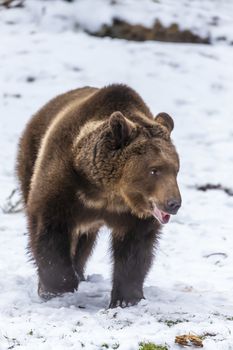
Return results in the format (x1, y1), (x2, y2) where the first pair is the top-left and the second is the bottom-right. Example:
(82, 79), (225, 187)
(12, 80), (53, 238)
(17, 84), (181, 307)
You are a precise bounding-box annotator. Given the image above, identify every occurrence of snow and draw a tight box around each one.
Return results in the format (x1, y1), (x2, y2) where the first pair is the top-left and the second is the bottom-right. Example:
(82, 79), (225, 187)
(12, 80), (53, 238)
(1, 0), (233, 43)
(1, 1), (233, 349)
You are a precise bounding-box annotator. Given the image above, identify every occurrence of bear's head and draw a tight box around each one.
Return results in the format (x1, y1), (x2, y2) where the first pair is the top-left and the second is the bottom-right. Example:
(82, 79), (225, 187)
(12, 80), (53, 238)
(73, 111), (181, 224)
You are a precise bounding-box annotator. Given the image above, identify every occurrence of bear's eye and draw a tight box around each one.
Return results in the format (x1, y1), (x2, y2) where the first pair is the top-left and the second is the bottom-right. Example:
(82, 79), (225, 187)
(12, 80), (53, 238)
(150, 168), (160, 176)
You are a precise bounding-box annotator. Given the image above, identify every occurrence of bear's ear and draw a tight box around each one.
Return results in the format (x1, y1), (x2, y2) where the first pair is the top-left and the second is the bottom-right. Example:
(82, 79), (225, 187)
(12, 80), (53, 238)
(109, 111), (133, 149)
(155, 112), (174, 135)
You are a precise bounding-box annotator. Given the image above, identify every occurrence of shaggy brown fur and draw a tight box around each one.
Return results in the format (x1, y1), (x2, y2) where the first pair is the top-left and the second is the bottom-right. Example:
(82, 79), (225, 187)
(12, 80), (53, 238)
(17, 84), (181, 307)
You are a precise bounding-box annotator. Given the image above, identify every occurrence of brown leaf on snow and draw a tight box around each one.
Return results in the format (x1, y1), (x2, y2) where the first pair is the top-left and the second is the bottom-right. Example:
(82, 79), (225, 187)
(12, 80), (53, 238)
(175, 334), (203, 347)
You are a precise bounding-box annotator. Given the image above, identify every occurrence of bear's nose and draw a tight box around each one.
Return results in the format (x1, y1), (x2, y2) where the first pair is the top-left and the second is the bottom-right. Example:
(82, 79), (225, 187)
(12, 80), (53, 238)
(166, 199), (181, 214)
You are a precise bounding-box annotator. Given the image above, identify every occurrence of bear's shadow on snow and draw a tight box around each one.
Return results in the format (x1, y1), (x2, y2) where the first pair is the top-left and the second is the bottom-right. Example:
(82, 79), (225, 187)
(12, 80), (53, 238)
(31, 278), (216, 314)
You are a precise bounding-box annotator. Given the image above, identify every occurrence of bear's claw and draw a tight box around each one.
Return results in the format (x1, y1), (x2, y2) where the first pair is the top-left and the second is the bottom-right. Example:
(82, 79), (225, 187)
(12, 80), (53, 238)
(109, 296), (144, 308)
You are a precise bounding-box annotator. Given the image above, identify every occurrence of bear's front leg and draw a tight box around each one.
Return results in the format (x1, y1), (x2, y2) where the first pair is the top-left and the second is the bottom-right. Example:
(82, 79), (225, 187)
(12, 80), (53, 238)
(110, 217), (159, 308)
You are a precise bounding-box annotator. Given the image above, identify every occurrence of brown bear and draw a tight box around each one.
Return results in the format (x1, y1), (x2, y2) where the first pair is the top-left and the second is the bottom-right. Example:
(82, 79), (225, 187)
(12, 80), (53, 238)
(17, 84), (181, 307)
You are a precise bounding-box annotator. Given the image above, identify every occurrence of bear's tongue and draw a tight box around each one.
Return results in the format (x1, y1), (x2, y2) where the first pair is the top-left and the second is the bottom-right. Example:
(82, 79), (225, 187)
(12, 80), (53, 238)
(152, 205), (170, 224)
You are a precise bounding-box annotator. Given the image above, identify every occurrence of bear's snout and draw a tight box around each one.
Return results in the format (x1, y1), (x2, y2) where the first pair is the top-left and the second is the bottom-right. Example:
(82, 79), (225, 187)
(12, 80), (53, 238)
(165, 198), (181, 215)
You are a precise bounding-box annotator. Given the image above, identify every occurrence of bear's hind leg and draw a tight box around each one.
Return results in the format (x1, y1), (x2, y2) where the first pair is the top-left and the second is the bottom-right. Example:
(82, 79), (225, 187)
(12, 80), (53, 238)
(72, 230), (98, 281)
(30, 218), (79, 300)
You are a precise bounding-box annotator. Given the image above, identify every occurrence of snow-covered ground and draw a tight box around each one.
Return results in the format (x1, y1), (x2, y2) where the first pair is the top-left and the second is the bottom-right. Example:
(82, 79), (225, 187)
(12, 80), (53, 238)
(1, 1), (233, 349)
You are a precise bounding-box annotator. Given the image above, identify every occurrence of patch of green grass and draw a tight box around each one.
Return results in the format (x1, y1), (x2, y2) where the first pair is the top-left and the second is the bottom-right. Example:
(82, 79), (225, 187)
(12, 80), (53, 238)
(226, 316), (233, 321)
(200, 332), (217, 339)
(101, 343), (119, 349)
(139, 342), (168, 350)
(158, 318), (189, 327)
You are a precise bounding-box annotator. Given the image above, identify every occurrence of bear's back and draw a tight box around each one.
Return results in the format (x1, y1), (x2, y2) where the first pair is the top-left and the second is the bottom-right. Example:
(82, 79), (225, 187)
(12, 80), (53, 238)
(17, 86), (98, 203)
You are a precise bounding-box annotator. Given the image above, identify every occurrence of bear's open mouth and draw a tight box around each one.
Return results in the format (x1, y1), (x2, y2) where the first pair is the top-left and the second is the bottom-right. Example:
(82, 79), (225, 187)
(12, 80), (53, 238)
(151, 203), (170, 224)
